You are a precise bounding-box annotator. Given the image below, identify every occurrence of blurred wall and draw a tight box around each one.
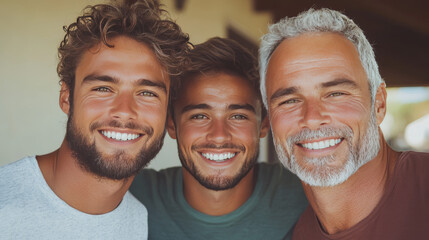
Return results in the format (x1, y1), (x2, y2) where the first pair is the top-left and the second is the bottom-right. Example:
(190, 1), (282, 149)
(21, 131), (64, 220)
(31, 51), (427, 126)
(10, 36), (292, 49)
(0, 0), (272, 169)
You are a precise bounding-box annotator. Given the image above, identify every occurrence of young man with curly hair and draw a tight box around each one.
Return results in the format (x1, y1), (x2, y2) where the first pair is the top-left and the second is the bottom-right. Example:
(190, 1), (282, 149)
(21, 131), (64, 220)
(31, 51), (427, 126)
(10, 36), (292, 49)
(0, 0), (190, 239)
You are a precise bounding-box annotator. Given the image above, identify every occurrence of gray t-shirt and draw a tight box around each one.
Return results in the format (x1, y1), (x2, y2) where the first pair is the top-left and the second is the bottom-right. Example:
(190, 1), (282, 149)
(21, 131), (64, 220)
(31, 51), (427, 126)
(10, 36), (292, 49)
(0, 156), (148, 240)
(130, 162), (308, 240)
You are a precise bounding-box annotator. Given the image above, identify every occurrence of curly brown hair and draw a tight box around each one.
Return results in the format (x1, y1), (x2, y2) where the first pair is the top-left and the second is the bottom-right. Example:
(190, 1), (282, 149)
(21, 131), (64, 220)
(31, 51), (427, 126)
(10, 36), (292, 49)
(171, 37), (265, 118)
(57, 0), (190, 95)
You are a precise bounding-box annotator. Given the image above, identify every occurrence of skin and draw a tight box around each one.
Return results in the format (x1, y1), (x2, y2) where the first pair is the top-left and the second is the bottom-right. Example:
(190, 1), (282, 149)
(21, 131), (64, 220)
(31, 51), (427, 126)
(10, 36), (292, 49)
(266, 32), (399, 233)
(167, 73), (269, 215)
(37, 36), (169, 214)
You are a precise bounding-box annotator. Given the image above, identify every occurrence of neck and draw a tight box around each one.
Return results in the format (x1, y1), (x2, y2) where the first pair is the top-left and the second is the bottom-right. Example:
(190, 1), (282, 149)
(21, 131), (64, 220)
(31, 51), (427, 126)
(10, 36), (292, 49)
(303, 137), (399, 234)
(37, 140), (134, 215)
(182, 166), (257, 216)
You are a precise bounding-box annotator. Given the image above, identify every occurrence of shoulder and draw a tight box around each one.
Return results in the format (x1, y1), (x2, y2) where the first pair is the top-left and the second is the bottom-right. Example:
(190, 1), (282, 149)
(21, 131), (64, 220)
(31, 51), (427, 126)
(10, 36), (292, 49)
(398, 151), (429, 162)
(0, 156), (42, 218)
(130, 166), (182, 204)
(396, 151), (429, 172)
(256, 162), (308, 207)
(396, 151), (429, 181)
(0, 156), (34, 176)
(0, 156), (36, 192)
(258, 162), (303, 188)
(123, 191), (148, 216)
(132, 166), (182, 188)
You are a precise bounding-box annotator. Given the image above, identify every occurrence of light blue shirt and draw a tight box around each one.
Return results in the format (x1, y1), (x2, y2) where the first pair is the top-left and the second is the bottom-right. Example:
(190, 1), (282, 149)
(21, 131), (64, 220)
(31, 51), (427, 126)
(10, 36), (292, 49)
(0, 156), (148, 240)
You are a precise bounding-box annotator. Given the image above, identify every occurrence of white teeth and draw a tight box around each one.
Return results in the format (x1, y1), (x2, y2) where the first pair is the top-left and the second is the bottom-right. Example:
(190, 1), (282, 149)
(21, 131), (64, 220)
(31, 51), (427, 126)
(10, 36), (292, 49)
(202, 152), (236, 162)
(302, 138), (341, 150)
(101, 131), (140, 141)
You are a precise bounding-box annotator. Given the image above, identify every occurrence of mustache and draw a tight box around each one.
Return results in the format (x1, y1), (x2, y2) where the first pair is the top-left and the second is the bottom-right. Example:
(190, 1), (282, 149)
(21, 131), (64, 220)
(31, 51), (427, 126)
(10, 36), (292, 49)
(90, 120), (154, 136)
(191, 143), (245, 152)
(287, 126), (353, 145)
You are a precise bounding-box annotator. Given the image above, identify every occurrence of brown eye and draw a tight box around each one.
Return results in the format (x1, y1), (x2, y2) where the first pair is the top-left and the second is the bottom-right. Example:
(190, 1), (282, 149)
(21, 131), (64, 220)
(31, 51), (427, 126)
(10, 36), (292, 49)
(279, 99), (299, 106)
(191, 114), (207, 120)
(94, 87), (111, 92)
(231, 114), (247, 120)
(139, 91), (157, 97)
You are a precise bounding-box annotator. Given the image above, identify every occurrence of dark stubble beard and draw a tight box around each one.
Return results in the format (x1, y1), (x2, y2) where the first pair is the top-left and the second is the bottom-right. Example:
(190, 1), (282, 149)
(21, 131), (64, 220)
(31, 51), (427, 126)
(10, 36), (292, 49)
(65, 113), (165, 180)
(178, 142), (259, 191)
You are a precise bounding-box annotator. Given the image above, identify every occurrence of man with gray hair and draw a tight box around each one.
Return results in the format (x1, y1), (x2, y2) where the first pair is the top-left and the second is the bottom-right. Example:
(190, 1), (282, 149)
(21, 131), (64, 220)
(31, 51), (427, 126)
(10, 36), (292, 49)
(260, 8), (429, 239)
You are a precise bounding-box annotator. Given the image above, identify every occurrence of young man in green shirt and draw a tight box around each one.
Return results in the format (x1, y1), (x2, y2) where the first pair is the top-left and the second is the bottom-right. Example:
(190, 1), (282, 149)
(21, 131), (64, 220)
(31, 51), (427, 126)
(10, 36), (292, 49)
(130, 37), (307, 239)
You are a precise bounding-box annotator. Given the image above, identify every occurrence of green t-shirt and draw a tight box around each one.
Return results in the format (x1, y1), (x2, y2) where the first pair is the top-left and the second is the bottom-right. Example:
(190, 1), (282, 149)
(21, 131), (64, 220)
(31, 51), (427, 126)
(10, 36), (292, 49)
(130, 163), (308, 240)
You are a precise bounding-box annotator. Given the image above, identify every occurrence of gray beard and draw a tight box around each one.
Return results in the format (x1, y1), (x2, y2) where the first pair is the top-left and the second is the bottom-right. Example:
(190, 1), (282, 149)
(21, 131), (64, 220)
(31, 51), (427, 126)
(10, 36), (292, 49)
(273, 111), (380, 187)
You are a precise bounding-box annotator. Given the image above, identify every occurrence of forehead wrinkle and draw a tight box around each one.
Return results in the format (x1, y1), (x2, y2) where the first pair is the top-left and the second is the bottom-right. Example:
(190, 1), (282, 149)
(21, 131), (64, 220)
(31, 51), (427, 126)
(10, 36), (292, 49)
(285, 55), (353, 71)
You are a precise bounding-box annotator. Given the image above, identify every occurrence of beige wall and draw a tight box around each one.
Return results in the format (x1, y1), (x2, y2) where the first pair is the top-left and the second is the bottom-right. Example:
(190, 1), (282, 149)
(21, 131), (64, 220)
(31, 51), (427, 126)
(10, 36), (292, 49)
(0, 0), (271, 169)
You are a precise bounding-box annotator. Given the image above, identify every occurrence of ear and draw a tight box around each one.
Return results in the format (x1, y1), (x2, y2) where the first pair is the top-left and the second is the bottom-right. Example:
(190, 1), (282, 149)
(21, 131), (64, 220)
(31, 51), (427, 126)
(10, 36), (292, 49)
(374, 83), (387, 125)
(259, 116), (270, 138)
(166, 114), (177, 139)
(59, 83), (71, 115)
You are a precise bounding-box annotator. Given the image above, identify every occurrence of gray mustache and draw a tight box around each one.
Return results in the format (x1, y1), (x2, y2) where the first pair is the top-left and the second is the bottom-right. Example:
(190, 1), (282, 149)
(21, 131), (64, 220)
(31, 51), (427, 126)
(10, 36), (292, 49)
(287, 126), (353, 145)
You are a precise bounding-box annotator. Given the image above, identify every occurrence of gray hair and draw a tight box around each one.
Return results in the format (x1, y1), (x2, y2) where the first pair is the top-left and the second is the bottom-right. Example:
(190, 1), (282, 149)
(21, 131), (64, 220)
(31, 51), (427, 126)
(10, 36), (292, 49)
(259, 8), (384, 109)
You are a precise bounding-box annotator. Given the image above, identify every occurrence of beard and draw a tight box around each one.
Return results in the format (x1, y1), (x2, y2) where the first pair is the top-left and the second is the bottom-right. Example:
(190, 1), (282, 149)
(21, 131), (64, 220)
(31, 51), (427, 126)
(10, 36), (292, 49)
(178, 142), (259, 191)
(65, 113), (165, 180)
(274, 111), (380, 187)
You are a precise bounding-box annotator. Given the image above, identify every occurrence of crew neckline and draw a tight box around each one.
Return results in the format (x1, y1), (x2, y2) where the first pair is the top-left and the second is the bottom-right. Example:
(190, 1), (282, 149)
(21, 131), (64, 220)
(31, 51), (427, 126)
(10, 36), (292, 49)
(27, 156), (129, 219)
(176, 164), (266, 224)
(311, 151), (408, 239)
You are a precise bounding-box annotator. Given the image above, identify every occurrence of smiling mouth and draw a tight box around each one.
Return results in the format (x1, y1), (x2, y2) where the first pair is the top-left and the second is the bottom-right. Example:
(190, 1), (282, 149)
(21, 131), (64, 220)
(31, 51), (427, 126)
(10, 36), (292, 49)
(201, 152), (237, 162)
(100, 130), (142, 141)
(299, 138), (342, 150)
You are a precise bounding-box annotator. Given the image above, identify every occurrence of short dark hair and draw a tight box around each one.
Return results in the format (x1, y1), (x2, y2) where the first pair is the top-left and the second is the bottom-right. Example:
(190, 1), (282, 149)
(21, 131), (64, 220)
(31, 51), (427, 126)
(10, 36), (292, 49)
(57, 0), (190, 103)
(171, 37), (265, 118)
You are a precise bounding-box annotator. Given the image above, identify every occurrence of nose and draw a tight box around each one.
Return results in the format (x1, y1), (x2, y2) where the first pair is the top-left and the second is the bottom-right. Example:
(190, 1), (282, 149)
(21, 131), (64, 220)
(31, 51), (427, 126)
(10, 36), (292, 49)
(110, 92), (138, 121)
(298, 99), (330, 129)
(206, 119), (232, 144)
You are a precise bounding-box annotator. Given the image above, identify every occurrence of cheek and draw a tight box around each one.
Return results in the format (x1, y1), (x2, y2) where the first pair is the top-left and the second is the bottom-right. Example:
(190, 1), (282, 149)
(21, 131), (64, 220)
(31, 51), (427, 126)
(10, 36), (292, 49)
(140, 105), (167, 130)
(73, 98), (109, 123)
(229, 123), (262, 150)
(326, 99), (371, 123)
(177, 123), (207, 147)
(269, 108), (300, 135)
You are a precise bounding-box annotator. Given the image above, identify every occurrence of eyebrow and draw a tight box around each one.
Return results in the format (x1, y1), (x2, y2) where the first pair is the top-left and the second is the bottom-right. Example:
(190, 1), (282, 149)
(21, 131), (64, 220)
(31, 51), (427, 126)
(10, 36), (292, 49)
(228, 104), (256, 113)
(181, 104), (211, 114)
(321, 78), (359, 89)
(270, 86), (298, 102)
(270, 78), (359, 102)
(83, 74), (117, 84)
(82, 74), (167, 93)
(135, 78), (167, 93)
